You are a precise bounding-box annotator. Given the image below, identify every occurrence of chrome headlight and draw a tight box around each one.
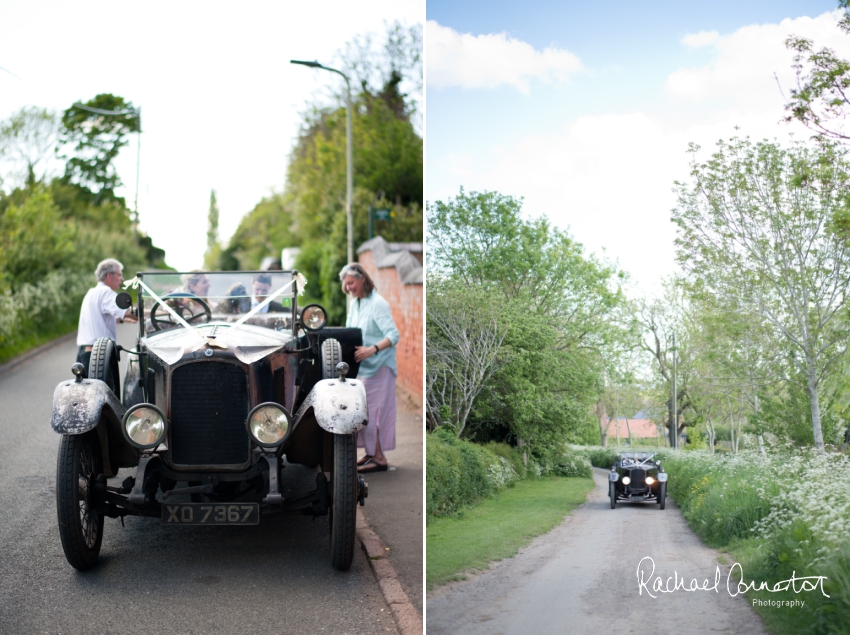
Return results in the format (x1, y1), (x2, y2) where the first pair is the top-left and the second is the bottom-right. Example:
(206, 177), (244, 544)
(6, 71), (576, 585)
(657, 472), (668, 482)
(301, 304), (327, 331)
(646, 476), (655, 485)
(622, 476), (631, 485)
(247, 402), (292, 447)
(122, 404), (167, 449)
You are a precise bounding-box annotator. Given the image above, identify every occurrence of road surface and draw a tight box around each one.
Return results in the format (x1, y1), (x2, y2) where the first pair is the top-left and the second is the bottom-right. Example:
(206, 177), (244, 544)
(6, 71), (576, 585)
(427, 469), (768, 635)
(0, 325), (400, 635)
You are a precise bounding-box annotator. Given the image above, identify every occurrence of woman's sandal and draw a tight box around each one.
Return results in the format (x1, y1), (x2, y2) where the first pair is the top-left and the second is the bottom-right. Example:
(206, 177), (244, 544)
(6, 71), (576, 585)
(357, 454), (373, 466)
(358, 458), (388, 473)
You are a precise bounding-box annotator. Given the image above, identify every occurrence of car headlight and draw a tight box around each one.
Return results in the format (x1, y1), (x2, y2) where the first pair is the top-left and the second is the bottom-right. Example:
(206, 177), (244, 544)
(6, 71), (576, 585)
(122, 404), (167, 449)
(657, 472), (668, 482)
(646, 476), (655, 485)
(301, 304), (327, 331)
(247, 403), (292, 447)
(622, 476), (631, 485)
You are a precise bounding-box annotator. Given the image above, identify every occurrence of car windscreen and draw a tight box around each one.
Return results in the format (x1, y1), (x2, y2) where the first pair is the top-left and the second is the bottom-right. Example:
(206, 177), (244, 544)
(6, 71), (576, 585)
(136, 271), (296, 335)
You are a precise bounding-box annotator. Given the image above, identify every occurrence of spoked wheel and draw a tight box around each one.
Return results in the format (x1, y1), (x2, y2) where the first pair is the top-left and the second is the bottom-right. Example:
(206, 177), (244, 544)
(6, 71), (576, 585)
(609, 481), (616, 509)
(56, 432), (104, 571)
(89, 337), (120, 395)
(329, 432), (357, 570)
(659, 483), (666, 510)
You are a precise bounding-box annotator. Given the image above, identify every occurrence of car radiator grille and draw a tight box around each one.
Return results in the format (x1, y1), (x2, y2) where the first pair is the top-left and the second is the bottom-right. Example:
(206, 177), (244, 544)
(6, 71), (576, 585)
(170, 362), (250, 466)
(629, 468), (647, 490)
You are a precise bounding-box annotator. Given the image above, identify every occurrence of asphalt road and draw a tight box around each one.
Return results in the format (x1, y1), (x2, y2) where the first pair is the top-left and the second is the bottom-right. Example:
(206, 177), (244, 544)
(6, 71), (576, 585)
(0, 324), (400, 635)
(426, 469), (769, 635)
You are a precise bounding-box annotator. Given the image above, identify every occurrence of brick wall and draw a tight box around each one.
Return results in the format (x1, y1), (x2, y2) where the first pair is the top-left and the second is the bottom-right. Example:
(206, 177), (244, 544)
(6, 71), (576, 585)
(357, 240), (423, 406)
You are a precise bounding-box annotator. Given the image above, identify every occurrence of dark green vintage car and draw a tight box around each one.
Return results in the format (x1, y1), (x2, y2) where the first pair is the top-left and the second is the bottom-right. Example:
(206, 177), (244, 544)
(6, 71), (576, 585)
(608, 451), (667, 509)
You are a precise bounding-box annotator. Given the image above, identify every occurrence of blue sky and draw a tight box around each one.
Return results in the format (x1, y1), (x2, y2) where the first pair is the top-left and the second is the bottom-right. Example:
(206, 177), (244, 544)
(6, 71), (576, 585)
(426, 1), (844, 293)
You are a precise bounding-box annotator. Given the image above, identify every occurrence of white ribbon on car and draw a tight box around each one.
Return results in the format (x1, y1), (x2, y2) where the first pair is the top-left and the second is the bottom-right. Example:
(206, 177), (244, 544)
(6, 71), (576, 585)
(123, 272), (307, 350)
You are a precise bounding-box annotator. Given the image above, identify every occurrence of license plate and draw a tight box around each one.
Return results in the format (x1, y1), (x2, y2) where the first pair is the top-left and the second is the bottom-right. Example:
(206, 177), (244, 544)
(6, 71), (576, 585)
(162, 503), (259, 525)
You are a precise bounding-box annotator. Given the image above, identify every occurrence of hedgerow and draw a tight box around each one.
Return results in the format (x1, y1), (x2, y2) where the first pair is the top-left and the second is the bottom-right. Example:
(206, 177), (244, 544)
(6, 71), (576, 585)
(427, 427), (591, 519)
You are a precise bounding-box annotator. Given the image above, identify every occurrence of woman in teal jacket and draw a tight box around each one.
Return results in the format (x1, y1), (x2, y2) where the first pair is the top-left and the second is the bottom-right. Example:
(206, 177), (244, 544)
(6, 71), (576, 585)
(339, 263), (400, 472)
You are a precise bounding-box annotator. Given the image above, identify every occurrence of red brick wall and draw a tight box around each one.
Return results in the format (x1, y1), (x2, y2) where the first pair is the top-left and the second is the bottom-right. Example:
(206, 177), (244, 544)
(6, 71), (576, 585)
(358, 251), (423, 406)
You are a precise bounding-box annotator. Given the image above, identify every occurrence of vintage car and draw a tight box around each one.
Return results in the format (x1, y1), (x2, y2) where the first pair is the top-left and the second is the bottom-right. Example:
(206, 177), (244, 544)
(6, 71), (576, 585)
(51, 270), (367, 571)
(608, 451), (667, 509)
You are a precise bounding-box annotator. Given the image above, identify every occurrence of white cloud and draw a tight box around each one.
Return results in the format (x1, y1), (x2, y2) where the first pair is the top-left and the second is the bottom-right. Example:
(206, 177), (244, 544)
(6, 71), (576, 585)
(681, 30), (720, 49)
(426, 20), (581, 93)
(429, 11), (850, 293)
(666, 11), (850, 109)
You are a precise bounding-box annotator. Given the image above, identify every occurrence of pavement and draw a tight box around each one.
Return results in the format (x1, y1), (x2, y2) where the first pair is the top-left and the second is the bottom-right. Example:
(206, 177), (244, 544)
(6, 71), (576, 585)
(356, 390), (424, 635)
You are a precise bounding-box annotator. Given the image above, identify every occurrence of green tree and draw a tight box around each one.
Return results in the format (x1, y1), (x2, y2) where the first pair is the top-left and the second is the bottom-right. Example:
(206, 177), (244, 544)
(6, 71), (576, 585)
(204, 189), (221, 269)
(58, 93), (139, 202)
(672, 136), (850, 455)
(226, 24), (423, 323)
(427, 189), (624, 454)
(0, 106), (59, 189)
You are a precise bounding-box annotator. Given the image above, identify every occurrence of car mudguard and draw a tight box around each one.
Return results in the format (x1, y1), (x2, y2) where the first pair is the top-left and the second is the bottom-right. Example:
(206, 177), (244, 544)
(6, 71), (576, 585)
(51, 379), (127, 435)
(293, 377), (368, 435)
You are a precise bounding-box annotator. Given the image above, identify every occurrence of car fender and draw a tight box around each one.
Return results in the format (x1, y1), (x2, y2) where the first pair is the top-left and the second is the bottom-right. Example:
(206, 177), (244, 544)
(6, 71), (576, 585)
(51, 379), (127, 435)
(294, 378), (367, 435)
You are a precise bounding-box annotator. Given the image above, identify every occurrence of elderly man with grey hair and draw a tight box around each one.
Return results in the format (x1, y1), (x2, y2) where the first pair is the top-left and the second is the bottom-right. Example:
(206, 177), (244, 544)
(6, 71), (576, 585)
(75, 258), (137, 374)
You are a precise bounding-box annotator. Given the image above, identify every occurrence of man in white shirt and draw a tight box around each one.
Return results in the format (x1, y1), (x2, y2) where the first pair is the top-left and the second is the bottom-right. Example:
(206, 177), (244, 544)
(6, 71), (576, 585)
(76, 258), (137, 373)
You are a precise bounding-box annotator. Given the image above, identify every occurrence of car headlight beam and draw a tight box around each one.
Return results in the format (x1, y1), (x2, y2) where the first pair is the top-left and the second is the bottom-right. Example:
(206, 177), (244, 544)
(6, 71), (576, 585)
(247, 402), (292, 448)
(122, 404), (167, 449)
(646, 476), (655, 485)
(622, 476), (631, 485)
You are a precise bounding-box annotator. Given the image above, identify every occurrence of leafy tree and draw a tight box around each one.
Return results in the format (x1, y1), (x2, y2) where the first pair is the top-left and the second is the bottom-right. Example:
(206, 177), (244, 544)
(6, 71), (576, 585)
(0, 106), (59, 189)
(58, 93), (139, 202)
(204, 189), (222, 269)
(226, 25), (423, 322)
(672, 136), (850, 454)
(427, 189), (624, 454)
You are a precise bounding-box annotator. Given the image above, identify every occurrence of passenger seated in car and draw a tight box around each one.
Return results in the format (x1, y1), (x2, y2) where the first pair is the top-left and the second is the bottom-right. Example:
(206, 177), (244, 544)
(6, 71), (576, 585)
(214, 283), (250, 314)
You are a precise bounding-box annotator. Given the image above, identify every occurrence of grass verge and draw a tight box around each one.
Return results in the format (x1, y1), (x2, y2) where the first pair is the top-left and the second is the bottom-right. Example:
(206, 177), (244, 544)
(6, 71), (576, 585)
(426, 476), (593, 589)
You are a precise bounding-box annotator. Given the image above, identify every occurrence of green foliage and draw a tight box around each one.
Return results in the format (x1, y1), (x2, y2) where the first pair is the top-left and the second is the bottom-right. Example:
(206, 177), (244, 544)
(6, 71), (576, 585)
(570, 445), (619, 469)
(426, 427), (516, 518)
(0, 106), (59, 188)
(58, 93), (139, 201)
(0, 269), (90, 361)
(662, 449), (850, 635)
(223, 25), (423, 323)
(426, 428), (592, 519)
(427, 188), (624, 454)
(0, 188), (74, 290)
(672, 136), (850, 453)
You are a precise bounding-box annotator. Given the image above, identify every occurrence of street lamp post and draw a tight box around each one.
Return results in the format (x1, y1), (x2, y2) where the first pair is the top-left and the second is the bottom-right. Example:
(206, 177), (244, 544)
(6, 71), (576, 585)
(291, 60), (354, 265)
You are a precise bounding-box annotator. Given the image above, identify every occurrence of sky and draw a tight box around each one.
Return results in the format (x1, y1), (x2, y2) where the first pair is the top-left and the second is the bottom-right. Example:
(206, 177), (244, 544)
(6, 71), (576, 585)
(425, 0), (849, 295)
(0, 0), (423, 271)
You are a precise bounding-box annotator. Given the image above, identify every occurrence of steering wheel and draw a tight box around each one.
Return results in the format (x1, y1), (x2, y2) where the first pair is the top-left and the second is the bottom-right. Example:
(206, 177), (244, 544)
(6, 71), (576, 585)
(150, 292), (212, 331)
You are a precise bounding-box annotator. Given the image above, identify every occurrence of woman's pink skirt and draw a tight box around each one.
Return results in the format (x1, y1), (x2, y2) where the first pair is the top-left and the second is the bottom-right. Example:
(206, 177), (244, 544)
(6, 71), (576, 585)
(357, 365), (396, 454)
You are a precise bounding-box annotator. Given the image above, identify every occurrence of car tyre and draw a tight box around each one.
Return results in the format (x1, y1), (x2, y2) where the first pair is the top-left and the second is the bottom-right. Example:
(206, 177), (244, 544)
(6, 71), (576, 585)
(321, 338), (342, 379)
(659, 483), (666, 510)
(609, 481), (616, 509)
(89, 337), (120, 395)
(56, 432), (104, 571)
(329, 432), (357, 570)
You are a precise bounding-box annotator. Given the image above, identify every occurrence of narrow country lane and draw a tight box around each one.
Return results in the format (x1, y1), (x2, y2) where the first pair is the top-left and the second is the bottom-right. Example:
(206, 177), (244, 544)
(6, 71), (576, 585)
(0, 325), (398, 635)
(426, 469), (768, 635)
